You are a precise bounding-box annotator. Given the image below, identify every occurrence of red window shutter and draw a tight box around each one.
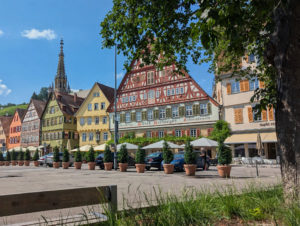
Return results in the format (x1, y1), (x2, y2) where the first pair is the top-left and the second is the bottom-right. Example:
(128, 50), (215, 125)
(152, 131), (155, 137)
(182, 130), (185, 136)
(156, 131), (159, 137)
(197, 129), (201, 137)
(172, 130), (175, 136)
(187, 129), (190, 136)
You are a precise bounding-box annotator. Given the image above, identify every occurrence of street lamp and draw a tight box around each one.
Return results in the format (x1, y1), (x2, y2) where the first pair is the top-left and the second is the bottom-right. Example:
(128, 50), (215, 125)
(114, 45), (119, 170)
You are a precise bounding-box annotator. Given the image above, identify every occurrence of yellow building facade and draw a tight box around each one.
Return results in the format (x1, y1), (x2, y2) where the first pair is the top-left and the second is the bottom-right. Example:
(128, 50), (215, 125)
(75, 83), (114, 147)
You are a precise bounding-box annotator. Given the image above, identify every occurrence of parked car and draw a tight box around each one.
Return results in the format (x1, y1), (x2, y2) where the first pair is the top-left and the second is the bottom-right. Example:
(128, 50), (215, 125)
(45, 152), (75, 167)
(38, 154), (51, 166)
(145, 152), (163, 170)
(95, 152), (135, 169)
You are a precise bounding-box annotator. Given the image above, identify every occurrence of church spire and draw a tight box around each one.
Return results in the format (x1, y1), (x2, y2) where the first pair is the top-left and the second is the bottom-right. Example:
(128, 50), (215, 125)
(54, 38), (69, 93)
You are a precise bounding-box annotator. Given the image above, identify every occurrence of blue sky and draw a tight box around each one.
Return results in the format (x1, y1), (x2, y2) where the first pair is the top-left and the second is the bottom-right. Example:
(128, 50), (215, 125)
(0, 0), (214, 105)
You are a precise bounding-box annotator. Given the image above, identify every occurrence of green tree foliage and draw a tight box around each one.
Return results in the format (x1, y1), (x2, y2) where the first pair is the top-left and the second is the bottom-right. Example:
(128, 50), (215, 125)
(87, 147), (95, 162)
(162, 141), (173, 164)
(25, 149), (30, 161)
(75, 148), (82, 162)
(211, 120), (231, 144)
(11, 150), (17, 161)
(18, 149), (24, 161)
(6, 151), (11, 161)
(62, 149), (69, 162)
(135, 145), (146, 164)
(31, 87), (49, 101)
(118, 144), (128, 163)
(0, 152), (4, 161)
(184, 140), (196, 164)
(32, 149), (39, 161)
(53, 146), (60, 162)
(217, 142), (232, 165)
(103, 145), (113, 163)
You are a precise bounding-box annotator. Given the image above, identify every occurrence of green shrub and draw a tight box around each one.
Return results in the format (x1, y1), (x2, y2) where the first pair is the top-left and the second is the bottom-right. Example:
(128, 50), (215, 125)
(62, 149), (69, 162)
(32, 149), (39, 161)
(6, 151), (11, 161)
(118, 144), (128, 163)
(18, 149), (24, 161)
(0, 152), (4, 161)
(11, 150), (17, 161)
(211, 120), (231, 143)
(104, 145), (113, 163)
(184, 140), (196, 164)
(135, 145), (146, 164)
(162, 141), (173, 164)
(25, 149), (30, 161)
(53, 146), (60, 162)
(217, 142), (232, 165)
(75, 148), (82, 162)
(87, 147), (95, 162)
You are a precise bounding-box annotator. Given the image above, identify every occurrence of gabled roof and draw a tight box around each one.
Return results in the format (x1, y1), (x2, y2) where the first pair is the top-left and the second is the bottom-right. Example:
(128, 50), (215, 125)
(15, 108), (26, 121)
(31, 99), (47, 118)
(0, 116), (13, 136)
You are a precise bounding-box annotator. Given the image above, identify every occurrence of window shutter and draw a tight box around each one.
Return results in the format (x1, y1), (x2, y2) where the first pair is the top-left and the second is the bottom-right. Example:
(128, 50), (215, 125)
(248, 107), (253, 123)
(131, 112), (136, 122)
(179, 106), (185, 117)
(234, 109), (239, 123)
(142, 111), (147, 121)
(259, 81), (265, 88)
(193, 105), (200, 116)
(226, 83), (231, 94)
(207, 103), (212, 114)
(156, 131), (159, 137)
(245, 54), (249, 63)
(234, 109), (243, 124)
(197, 129), (201, 137)
(154, 110), (159, 120)
(268, 106), (274, 121)
(166, 108), (171, 118)
(262, 109), (267, 121)
(244, 80), (250, 91)
(240, 81), (245, 92)
(172, 130), (175, 136)
(187, 129), (190, 136)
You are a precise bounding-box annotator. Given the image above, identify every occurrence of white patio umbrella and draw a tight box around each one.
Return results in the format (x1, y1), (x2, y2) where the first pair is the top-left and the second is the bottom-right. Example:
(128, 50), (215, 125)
(71, 144), (92, 152)
(8, 147), (22, 152)
(26, 146), (38, 152)
(142, 140), (182, 150)
(256, 132), (263, 156)
(191, 137), (218, 148)
(94, 143), (108, 151)
(117, 142), (138, 151)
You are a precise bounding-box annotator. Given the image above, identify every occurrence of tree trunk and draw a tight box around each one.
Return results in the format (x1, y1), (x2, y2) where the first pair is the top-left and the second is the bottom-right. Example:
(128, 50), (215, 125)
(271, 0), (300, 201)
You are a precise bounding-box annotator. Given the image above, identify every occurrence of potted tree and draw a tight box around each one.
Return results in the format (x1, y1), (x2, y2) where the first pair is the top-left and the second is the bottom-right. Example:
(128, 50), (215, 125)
(184, 140), (197, 176)
(74, 148), (82, 169)
(87, 147), (96, 170)
(162, 141), (174, 174)
(104, 145), (113, 171)
(11, 149), (17, 166)
(217, 142), (232, 178)
(135, 146), (146, 173)
(118, 144), (128, 172)
(32, 149), (39, 167)
(24, 149), (31, 166)
(53, 146), (60, 169)
(0, 152), (4, 166)
(62, 148), (70, 169)
(18, 149), (24, 166)
(5, 151), (11, 166)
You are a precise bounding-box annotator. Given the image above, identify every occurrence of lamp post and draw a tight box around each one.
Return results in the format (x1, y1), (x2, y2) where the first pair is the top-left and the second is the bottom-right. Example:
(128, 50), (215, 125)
(114, 45), (119, 170)
(43, 142), (47, 168)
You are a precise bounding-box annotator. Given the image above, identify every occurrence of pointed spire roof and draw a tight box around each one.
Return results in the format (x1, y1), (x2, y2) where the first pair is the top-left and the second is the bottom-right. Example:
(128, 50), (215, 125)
(55, 39), (66, 79)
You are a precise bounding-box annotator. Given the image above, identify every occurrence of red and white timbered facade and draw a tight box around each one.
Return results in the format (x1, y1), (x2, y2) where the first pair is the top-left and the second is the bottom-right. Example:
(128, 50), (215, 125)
(108, 60), (219, 138)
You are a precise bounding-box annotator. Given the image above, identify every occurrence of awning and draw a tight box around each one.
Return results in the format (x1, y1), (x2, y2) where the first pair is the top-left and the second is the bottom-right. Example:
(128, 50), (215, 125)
(225, 132), (277, 144)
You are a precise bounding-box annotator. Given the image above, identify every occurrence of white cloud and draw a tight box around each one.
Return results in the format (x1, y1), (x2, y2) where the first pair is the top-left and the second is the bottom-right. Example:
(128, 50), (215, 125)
(117, 72), (124, 79)
(21, 29), (56, 40)
(0, 30), (3, 36)
(0, 80), (12, 96)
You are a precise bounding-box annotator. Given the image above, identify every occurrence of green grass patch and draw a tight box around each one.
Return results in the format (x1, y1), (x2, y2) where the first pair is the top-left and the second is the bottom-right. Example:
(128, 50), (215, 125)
(0, 104), (28, 116)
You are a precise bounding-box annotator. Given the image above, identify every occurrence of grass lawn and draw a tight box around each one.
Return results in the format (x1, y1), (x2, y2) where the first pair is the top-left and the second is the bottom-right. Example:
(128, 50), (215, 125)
(0, 104), (28, 116)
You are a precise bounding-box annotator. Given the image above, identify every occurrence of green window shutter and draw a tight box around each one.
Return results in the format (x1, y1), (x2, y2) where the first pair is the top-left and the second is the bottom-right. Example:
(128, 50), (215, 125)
(120, 114), (125, 123)
(131, 112), (136, 121)
(154, 110), (159, 119)
(179, 106), (185, 117)
(207, 103), (212, 114)
(193, 104), (200, 116)
(142, 111), (147, 121)
(166, 108), (171, 118)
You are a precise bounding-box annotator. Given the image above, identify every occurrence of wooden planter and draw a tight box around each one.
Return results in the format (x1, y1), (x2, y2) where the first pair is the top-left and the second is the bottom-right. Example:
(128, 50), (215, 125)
(75, 162), (82, 170)
(11, 160), (17, 166)
(184, 164), (197, 176)
(135, 164), (146, 173)
(33, 161), (39, 167)
(119, 163), (128, 172)
(24, 161), (30, 166)
(88, 162), (96, 170)
(217, 165), (232, 178)
(18, 161), (24, 166)
(53, 162), (60, 169)
(163, 164), (174, 174)
(62, 162), (69, 169)
(104, 162), (113, 171)
(5, 161), (10, 166)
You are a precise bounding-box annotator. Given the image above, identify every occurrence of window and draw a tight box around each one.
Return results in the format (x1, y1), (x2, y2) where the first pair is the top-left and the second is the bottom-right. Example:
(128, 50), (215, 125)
(156, 91), (160, 98)
(249, 54), (255, 63)
(96, 132), (100, 141)
(172, 106), (179, 118)
(167, 89), (171, 96)
(171, 89), (175, 95)
(186, 105), (193, 116)
(148, 90), (155, 99)
(143, 93), (147, 100)
(87, 117), (92, 125)
(231, 81), (240, 93)
(88, 104), (92, 111)
(180, 87), (184, 94)
(200, 104), (208, 115)
(93, 92), (100, 97)
(103, 132), (108, 141)
(129, 96), (136, 102)
(136, 111), (142, 121)
(147, 71), (154, 85)
(146, 131), (152, 138)
(50, 106), (55, 114)
(116, 113), (120, 122)
(159, 70), (165, 77)
(159, 131), (164, 138)
(82, 133), (86, 142)
(95, 117), (99, 125)
(253, 108), (262, 121)
(190, 129), (197, 137)
(176, 88), (179, 95)
(89, 133), (94, 141)
(102, 116), (107, 124)
(94, 103), (99, 110)
(101, 102), (105, 110)
(175, 130), (181, 137)
(147, 110), (153, 120)
(125, 112), (131, 123)
(250, 78), (259, 91)
(159, 109), (166, 119)
(80, 118), (85, 126)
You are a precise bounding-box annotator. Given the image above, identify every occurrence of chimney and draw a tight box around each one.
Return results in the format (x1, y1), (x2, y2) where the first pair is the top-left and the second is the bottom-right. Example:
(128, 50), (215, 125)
(74, 93), (77, 103)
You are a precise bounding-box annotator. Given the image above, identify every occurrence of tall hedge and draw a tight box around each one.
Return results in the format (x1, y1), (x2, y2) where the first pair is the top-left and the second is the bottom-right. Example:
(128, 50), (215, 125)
(53, 146), (60, 162)
(162, 141), (173, 164)
(103, 145), (113, 163)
